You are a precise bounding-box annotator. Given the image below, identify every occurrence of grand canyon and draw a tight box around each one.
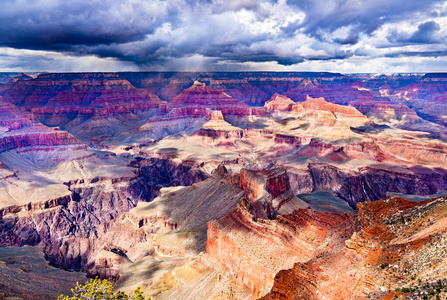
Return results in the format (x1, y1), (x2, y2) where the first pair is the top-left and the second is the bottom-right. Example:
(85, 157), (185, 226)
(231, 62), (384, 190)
(0, 71), (446, 299)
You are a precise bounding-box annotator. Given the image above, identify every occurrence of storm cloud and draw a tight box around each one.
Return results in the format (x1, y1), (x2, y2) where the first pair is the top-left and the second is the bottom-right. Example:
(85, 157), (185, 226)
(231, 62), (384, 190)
(0, 0), (446, 72)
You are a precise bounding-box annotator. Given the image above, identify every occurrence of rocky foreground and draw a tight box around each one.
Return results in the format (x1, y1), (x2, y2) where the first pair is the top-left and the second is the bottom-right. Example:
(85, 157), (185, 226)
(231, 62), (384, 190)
(0, 72), (446, 299)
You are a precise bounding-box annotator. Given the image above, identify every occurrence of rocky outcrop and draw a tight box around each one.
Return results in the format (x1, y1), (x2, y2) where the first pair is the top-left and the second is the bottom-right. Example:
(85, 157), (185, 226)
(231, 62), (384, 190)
(300, 95), (370, 126)
(166, 81), (266, 117)
(240, 168), (290, 202)
(274, 134), (312, 145)
(168, 81), (247, 109)
(264, 94), (295, 111)
(0, 96), (89, 160)
(206, 201), (355, 298)
(0, 158), (207, 279)
(259, 262), (317, 300)
(1, 73), (135, 107)
(287, 163), (447, 208)
(390, 73), (447, 127)
(0, 97), (36, 131)
(238, 168), (309, 220)
(262, 196), (447, 300)
(262, 95), (371, 140)
(0, 124), (86, 153)
(0, 193), (73, 217)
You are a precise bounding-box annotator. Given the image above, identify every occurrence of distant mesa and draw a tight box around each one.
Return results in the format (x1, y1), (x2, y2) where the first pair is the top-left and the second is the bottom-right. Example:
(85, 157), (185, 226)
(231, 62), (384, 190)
(301, 95), (368, 121)
(168, 80), (249, 109)
(8, 73), (34, 83)
(156, 80), (267, 121)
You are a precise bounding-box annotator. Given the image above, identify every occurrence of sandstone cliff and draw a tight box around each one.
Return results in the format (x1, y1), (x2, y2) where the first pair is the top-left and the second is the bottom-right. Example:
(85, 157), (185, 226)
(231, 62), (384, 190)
(262, 196), (447, 300)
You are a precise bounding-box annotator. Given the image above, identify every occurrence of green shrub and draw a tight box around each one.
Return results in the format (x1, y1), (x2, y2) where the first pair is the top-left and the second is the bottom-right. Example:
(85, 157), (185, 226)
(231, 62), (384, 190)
(58, 277), (150, 300)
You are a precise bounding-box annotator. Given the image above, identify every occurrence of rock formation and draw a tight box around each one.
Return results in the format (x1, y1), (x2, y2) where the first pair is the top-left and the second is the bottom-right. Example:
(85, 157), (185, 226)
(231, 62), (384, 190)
(262, 196), (447, 300)
(206, 199), (355, 298)
(0, 156), (207, 279)
(264, 94), (296, 111)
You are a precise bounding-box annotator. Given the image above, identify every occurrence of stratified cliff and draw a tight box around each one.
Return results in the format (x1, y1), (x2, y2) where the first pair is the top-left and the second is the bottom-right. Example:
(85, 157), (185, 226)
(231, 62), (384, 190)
(206, 202), (355, 298)
(0, 157), (207, 280)
(261, 196), (447, 300)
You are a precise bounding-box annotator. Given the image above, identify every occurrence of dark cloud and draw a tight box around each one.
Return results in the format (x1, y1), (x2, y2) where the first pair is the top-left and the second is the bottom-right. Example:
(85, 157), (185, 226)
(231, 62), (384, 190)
(287, 0), (441, 41)
(333, 34), (359, 45)
(387, 20), (443, 45)
(385, 50), (447, 58)
(0, 0), (176, 48)
(409, 21), (441, 43)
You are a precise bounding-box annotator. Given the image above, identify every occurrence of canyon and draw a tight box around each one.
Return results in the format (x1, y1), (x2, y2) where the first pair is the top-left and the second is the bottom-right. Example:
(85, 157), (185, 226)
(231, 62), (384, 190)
(0, 72), (446, 299)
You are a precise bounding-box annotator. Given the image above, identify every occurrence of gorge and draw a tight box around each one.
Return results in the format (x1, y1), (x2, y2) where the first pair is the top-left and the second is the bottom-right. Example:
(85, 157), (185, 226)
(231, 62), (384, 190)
(0, 72), (446, 299)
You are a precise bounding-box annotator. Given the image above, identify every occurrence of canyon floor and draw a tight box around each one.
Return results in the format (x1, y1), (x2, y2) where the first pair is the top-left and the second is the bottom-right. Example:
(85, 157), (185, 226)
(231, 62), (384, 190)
(0, 72), (446, 299)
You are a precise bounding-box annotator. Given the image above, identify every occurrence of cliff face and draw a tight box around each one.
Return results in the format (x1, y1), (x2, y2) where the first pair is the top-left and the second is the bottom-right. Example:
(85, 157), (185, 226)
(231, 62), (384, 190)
(0, 124), (85, 153)
(0, 96), (89, 164)
(390, 74), (447, 127)
(287, 164), (447, 207)
(2, 73), (134, 107)
(0, 158), (207, 279)
(206, 201), (355, 298)
(0, 97), (36, 131)
(166, 81), (266, 117)
(129, 157), (209, 201)
(264, 94), (296, 111)
(261, 196), (447, 300)
(240, 168), (290, 201)
(0, 73), (163, 146)
(85, 171), (246, 291)
(33, 89), (162, 126)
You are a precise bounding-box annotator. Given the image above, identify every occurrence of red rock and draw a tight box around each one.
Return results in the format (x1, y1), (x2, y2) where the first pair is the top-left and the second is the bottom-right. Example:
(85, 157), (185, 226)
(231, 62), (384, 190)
(240, 168), (290, 202)
(264, 94), (296, 111)
(262, 196), (447, 299)
(0, 124), (86, 153)
(206, 201), (355, 298)
(301, 95), (366, 117)
(166, 81), (267, 117)
(391, 74), (447, 126)
(168, 81), (247, 109)
(2, 73), (134, 107)
(0, 96), (36, 130)
(209, 78), (270, 105)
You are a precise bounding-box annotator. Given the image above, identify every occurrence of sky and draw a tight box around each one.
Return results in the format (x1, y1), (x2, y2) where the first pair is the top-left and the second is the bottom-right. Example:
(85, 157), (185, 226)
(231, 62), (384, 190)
(0, 0), (446, 73)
